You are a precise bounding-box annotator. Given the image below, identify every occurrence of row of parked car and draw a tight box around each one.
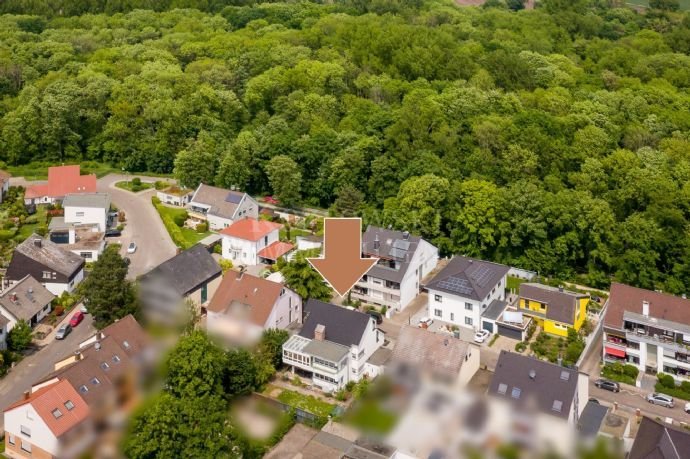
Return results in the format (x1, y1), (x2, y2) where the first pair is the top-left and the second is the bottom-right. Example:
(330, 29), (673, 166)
(55, 306), (87, 340)
(594, 378), (690, 413)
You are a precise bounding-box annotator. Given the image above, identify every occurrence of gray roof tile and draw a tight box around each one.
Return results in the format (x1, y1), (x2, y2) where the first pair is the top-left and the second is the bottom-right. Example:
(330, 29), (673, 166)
(0, 275), (55, 321)
(299, 300), (372, 348)
(426, 256), (509, 302)
(145, 244), (221, 296)
(520, 283), (587, 325)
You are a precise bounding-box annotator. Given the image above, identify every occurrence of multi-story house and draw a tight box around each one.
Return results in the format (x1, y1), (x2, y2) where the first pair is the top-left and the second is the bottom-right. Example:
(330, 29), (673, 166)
(220, 218), (293, 266)
(48, 193), (111, 261)
(206, 269), (302, 344)
(282, 300), (383, 392)
(425, 256), (509, 332)
(4, 235), (85, 296)
(187, 183), (259, 231)
(352, 226), (438, 312)
(518, 283), (589, 337)
(0, 275), (55, 329)
(603, 283), (690, 381)
(24, 165), (97, 205)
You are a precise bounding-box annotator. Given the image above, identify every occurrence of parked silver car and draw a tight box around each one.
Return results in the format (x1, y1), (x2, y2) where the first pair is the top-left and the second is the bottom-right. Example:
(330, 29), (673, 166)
(646, 392), (674, 408)
(55, 323), (72, 340)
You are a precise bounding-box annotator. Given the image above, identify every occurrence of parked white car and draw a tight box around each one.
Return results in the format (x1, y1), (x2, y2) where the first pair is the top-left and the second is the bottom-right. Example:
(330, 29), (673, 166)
(418, 317), (433, 328)
(685, 402), (690, 414)
(127, 242), (137, 254)
(474, 330), (491, 343)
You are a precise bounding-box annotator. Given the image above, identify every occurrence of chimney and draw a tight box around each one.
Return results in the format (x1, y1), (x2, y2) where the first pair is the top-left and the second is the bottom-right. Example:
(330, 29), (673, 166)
(529, 370), (536, 380)
(402, 230), (410, 240)
(314, 324), (326, 341)
(373, 234), (380, 251)
(558, 285), (564, 293)
(642, 300), (650, 317)
(74, 351), (82, 361)
(23, 391), (31, 400)
(98, 331), (105, 340)
(33, 238), (42, 248)
(11, 292), (17, 302)
(95, 342), (101, 351)
(238, 265), (246, 279)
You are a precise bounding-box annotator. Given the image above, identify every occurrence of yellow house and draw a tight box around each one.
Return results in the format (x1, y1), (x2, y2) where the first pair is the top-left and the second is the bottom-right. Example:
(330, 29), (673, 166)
(518, 283), (588, 337)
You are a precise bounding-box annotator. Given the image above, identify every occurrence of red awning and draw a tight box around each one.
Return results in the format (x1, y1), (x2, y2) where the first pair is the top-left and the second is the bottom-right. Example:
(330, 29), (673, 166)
(605, 346), (626, 358)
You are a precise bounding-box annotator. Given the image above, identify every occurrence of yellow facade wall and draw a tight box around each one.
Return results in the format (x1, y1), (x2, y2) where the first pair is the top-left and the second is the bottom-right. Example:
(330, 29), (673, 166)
(519, 296), (589, 337)
(544, 319), (569, 337)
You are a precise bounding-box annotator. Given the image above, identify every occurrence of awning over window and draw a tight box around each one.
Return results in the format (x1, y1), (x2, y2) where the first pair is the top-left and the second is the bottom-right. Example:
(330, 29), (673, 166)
(605, 346), (626, 358)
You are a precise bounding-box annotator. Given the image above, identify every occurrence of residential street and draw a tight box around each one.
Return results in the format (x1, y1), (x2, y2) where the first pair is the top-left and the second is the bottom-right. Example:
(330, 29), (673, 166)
(96, 174), (177, 278)
(0, 313), (95, 431)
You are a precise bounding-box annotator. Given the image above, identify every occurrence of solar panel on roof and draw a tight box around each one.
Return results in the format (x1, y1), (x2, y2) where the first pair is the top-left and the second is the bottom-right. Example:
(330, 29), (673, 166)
(471, 266), (494, 288)
(392, 239), (410, 251)
(225, 193), (243, 204)
(437, 277), (474, 296)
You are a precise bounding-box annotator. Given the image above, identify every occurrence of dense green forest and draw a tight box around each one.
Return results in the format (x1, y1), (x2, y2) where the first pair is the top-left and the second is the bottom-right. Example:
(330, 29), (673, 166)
(1, 0), (690, 292)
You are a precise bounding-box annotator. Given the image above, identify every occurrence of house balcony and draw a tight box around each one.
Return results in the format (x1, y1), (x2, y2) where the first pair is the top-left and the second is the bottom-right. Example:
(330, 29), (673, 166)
(354, 280), (401, 296)
(624, 329), (690, 355)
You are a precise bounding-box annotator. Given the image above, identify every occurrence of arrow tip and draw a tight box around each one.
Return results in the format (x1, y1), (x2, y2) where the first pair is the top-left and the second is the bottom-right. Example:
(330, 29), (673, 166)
(308, 257), (377, 297)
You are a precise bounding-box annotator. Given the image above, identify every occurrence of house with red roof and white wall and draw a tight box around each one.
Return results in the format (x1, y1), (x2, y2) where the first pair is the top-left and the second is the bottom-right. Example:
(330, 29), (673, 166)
(220, 218), (293, 266)
(3, 379), (94, 459)
(24, 165), (97, 206)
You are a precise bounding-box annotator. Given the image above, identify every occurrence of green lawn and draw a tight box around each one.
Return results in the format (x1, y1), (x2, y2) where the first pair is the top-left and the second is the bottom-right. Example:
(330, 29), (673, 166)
(17, 205), (48, 240)
(115, 180), (153, 192)
(152, 202), (210, 249)
(627, 0), (690, 10)
(506, 275), (527, 292)
(279, 227), (314, 242)
(275, 389), (336, 418)
(343, 401), (398, 435)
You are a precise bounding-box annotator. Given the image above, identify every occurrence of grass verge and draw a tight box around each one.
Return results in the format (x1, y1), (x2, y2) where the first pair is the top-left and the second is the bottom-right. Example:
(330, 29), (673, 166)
(275, 389), (336, 419)
(342, 400), (397, 435)
(151, 198), (210, 249)
(116, 180), (153, 192)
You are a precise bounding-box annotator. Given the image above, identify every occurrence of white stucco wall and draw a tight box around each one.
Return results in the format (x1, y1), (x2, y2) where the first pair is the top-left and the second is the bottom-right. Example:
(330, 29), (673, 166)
(264, 287), (302, 329)
(221, 229), (279, 266)
(457, 344), (481, 387)
(4, 403), (60, 456)
(349, 317), (383, 382)
(64, 205), (107, 232)
(232, 195), (259, 221)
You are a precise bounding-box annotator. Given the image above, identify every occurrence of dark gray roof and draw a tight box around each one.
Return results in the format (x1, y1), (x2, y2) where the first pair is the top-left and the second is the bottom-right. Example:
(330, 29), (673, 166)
(303, 339), (349, 363)
(190, 184), (250, 219)
(0, 275), (55, 322)
(578, 401), (608, 437)
(426, 256), (509, 302)
(520, 283), (587, 325)
(629, 417), (690, 459)
(367, 347), (392, 366)
(63, 192), (110, 209)
(488, 351), (579, 420)
(361, 226), (423, 283)
(299, 300), (372, 347)
(145, 244), (221, 296)
(482, 299), (508, 321)
(14, 234), (84, 277)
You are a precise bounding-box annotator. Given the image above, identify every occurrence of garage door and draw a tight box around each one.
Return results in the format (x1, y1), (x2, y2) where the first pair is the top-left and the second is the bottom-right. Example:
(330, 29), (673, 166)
(498, 323), (522, 340)
(482, 321), (494, 333)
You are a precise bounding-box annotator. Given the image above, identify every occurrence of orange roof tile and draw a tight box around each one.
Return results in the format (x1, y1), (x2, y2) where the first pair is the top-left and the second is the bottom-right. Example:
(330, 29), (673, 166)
(258, 241), (294, 260)
(5, 380), (89, 438)
(219, 218), (282, 241)
(25, 165), (96, 199)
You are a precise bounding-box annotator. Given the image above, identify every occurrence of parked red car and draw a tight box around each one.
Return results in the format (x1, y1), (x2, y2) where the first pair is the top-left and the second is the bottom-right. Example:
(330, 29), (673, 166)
(69, 311), (84, 327)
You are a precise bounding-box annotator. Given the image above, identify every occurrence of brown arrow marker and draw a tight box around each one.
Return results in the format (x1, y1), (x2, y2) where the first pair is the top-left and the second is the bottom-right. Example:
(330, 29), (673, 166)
(308, 218), (378, 297)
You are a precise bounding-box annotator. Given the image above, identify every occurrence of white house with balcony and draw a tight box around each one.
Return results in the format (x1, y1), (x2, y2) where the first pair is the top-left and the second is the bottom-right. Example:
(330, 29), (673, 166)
(187, 184), (258, 231)
(603, 283), (690, 382)
(220, 218), (293, 266)
(352, 226), (438, 312)
(282, 300), (383, 392)
(425, 256), (509, 333)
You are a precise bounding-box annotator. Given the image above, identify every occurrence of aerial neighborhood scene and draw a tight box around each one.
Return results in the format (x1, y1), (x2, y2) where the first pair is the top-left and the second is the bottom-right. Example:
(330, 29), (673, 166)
(0, 0), (690, 458)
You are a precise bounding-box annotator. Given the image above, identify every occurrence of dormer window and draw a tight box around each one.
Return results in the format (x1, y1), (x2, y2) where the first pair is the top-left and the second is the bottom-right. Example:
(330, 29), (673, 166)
(52, 409), (63, 419)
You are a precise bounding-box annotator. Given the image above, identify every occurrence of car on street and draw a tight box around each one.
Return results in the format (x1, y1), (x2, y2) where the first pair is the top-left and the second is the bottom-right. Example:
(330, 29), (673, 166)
(647, 393), (675, 408)
(127, 241), (137, 253)
(594, 379), (620, 393)
(69, 311), (85, 327)
(55, 324), (72, 340)
(367, 310), (383, 325)
(685, 402), (690, 414)
(418, 317), (433, 328)
(474, 330), (491, 343)
(105, 229), (122, 237)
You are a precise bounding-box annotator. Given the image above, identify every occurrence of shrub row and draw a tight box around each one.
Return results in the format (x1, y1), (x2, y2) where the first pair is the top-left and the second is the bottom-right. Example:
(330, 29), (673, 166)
(152, 197), (188, 249)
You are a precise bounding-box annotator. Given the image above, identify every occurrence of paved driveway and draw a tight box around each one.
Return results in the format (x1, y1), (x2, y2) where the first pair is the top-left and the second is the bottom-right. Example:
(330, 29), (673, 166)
(97, 174), (177, 278)
(0, 313), (95, 431)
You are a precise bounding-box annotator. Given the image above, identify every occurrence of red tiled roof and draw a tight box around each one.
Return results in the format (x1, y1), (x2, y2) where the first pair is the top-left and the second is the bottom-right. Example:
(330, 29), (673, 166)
(219, 218), (282, 241)
(258, 241), (294, 260)
(604, 282), (690, 329)
(207, 270), (284, 326)
(25, 165), (96, 199)
(5, 380), (89, 438)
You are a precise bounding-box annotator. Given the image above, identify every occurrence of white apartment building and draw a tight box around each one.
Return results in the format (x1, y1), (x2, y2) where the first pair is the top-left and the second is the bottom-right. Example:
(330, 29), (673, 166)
(603, 283), (690, 382)
(62, 193), (111, 232)
(425, 256), (509, 332)
(282, 300), (383, 392)
(352, 226), (438, 312)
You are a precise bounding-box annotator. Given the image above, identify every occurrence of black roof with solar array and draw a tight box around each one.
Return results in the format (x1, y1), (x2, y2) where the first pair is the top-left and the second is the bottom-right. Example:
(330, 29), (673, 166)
(425, 256), (510, 301)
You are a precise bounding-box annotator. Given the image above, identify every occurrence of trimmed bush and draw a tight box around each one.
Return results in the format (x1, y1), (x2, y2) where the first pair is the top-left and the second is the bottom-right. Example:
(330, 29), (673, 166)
(515, 342), (527, 352)
(131, 177), (142, 186)
(196, 221), (208, 233)
(152, 196), (161, 205)
(173, 211), (188, 227)
(658, 372), (676, 389)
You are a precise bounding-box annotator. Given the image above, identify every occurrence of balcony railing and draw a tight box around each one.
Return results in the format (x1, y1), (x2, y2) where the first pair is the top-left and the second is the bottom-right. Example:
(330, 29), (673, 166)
(625, 330), (690, 354)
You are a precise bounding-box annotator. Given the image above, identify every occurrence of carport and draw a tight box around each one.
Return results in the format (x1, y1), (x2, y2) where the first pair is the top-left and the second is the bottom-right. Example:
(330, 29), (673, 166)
(480, 299), (508, 334)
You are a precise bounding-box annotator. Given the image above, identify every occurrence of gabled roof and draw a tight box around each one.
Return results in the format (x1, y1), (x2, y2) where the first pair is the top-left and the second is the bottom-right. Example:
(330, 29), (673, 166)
(0, 275), (55, 322)
(25, 165), (96, 199)
(488, 351), (580, 420)
(361, 226), (426, 284)
(299, 300), (372, 348)
(189, 183), (251, 219)
(392, 326), (472, 380)
(98, 314), (149, 358)
(629, 416), (690, 459)
(520, 283), (587, 325)
(207, 271), (286, 327)
(8, 234), (84, 278)
(5, 380), (89, 438)
(258, 241), (294, 260)
(605, 283), (690, 330)
(426, 256), (509, 302)
(63, 192), (111, 209)
(144, 244), (221, 296)
(220, 218), (282, 241)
